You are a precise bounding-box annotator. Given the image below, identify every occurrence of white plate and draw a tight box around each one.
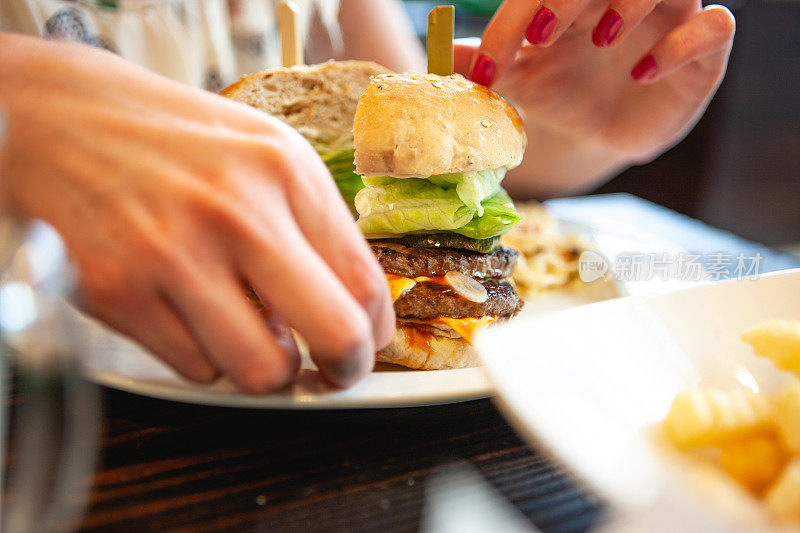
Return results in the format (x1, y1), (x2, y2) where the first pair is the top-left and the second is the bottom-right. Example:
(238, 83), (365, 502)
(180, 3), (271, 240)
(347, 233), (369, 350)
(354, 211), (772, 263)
(477, 269), (800, 532)
(81, 220), (691, 409)
(84, 331), (491, 410)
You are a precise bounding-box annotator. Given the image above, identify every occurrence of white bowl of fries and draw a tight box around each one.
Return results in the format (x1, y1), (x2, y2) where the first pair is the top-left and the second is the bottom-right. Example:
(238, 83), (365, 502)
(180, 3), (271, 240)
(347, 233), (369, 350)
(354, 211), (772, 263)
(477, 268), (800, 532)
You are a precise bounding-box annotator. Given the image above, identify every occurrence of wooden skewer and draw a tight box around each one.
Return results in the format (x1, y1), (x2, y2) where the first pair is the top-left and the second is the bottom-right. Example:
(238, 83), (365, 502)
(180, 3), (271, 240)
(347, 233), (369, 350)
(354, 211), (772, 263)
(278, 1), (303, 67)
(427, 5), (454, 76)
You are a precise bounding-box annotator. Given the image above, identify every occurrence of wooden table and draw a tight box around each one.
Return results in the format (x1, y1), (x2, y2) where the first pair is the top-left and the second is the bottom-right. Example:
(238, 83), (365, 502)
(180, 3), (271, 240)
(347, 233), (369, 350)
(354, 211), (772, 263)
(6, 195), (800, 532)
(77, 394), (601, 532)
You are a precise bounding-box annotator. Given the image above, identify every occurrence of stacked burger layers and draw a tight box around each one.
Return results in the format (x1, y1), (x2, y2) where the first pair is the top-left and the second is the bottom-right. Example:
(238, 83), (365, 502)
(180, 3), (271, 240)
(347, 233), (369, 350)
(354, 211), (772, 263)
(352, 73), (525, 369)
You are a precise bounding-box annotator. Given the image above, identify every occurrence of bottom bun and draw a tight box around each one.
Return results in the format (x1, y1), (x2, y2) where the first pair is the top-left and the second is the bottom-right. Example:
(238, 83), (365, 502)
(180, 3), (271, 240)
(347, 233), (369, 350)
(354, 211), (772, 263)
(376, 326), (480, 370)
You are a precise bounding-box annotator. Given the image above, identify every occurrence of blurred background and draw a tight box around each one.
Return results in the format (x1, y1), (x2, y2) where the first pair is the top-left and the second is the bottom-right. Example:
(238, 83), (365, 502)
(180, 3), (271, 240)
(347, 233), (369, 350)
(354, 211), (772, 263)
(402, 0), (800, 253)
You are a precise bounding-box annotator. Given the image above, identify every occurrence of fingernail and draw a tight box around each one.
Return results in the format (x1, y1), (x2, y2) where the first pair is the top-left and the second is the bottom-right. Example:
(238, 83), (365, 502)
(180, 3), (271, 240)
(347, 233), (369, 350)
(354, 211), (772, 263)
(525, 6), (558, 45)
(325, 344), (374, 388)
(592, 9), (623, 47)
(631, 54), (658, 81)
(471, 53), (497, 86)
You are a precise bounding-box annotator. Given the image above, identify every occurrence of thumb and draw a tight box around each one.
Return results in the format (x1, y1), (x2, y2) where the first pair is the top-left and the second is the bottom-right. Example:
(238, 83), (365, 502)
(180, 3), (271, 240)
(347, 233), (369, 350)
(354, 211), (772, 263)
(453, 38), (481, 78)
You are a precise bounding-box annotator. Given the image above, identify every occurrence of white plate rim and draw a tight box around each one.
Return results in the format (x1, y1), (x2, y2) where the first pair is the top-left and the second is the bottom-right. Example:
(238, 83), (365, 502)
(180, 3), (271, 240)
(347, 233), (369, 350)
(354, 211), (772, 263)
(86, 366), (493, 410)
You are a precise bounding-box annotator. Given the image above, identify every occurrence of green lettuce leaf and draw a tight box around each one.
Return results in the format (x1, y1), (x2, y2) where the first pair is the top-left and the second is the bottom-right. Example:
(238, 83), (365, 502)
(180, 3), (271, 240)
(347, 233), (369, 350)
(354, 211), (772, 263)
(354, 177), (520, 240)
(453, 188), (521, 239)
(321, 148), (363, 216)
(355, 178), (476, 235)
(428, 169), (505, 216)
(365, 169), (505, 217)
(361, 176), (397, 187)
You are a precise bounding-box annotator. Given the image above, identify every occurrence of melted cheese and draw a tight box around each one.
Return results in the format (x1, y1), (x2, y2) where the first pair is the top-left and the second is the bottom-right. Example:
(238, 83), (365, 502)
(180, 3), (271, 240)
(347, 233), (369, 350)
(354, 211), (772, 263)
(386, 274), (418, 302)
(432, 316), (499, 344)
(385, 274), (449, 302)
(386, 274), (500, 344)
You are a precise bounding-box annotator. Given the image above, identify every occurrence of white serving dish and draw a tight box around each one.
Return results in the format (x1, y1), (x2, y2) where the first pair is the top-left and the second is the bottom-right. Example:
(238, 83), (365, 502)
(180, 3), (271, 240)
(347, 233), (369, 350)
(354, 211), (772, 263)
(477, 269), (800, 532)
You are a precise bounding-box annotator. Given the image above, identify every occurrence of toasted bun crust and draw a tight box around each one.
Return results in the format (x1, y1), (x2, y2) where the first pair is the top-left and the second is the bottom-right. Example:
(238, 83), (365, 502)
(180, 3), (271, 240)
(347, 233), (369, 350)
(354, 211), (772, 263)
(354, 73), (526, 177)
(222, 60), (391, 153)
(376, 327), (480, 370)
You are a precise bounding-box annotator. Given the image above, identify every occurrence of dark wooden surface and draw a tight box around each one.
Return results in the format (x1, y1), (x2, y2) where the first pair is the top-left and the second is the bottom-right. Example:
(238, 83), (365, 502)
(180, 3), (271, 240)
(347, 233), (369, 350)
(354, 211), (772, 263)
(69, 393), (601, 532)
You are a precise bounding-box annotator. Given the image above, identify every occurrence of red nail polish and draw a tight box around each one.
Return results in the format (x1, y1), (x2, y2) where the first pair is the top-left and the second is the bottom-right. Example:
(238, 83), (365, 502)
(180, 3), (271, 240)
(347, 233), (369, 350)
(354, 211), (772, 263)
(525, 7), (558, 45)
(592, 9), (623, 47)
(631, 54), (658, 82)
(471, 53), (496, 86)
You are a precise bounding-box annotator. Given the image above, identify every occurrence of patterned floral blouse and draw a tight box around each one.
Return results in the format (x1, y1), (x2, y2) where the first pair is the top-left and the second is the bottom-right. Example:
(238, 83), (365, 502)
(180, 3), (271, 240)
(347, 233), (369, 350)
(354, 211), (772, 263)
(0, 0), (340, 91)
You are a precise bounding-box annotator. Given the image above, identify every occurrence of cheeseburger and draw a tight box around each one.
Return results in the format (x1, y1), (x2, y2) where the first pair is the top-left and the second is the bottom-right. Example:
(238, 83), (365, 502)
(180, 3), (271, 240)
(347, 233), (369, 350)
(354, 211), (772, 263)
(353, 73), (526, 370)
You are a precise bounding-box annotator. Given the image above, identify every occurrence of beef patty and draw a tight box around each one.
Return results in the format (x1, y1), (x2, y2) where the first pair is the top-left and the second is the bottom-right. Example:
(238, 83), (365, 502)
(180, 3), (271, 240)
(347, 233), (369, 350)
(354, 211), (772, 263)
(394, 280), (523, 320)
(370, 241), (517, 280)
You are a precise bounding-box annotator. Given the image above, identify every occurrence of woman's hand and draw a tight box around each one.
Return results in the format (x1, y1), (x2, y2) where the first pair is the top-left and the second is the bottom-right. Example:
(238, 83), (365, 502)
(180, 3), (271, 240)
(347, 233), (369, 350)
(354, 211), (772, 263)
(454, 0), (735, 197)
(0, 34), (395, 392)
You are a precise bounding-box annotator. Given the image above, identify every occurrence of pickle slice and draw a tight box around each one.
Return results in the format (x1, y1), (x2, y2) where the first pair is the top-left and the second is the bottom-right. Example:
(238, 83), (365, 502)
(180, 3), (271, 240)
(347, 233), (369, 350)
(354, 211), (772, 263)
(396, 233), (500, 253)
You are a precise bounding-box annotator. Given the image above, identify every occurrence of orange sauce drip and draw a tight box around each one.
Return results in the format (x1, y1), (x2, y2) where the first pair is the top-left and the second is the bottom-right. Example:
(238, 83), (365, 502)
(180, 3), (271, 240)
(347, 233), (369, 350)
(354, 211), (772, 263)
(402, 325), (433, 353)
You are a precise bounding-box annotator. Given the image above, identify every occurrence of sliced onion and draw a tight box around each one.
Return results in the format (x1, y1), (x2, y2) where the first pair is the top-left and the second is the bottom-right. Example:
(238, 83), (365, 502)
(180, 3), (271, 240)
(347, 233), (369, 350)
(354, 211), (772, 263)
(445, 271), (488, 303)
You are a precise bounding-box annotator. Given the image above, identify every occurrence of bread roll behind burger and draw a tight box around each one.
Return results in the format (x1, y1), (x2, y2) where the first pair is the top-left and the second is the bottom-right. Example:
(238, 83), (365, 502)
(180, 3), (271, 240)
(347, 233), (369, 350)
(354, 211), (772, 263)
(223, 60), (392, 215)
(223, 60), (390, 154)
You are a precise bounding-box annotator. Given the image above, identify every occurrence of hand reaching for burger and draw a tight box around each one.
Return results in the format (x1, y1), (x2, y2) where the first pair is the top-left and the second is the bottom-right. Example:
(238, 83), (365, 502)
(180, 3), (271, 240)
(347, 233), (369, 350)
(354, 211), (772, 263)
(0, 34), (395, 392)
(453, 0), (735, 198)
